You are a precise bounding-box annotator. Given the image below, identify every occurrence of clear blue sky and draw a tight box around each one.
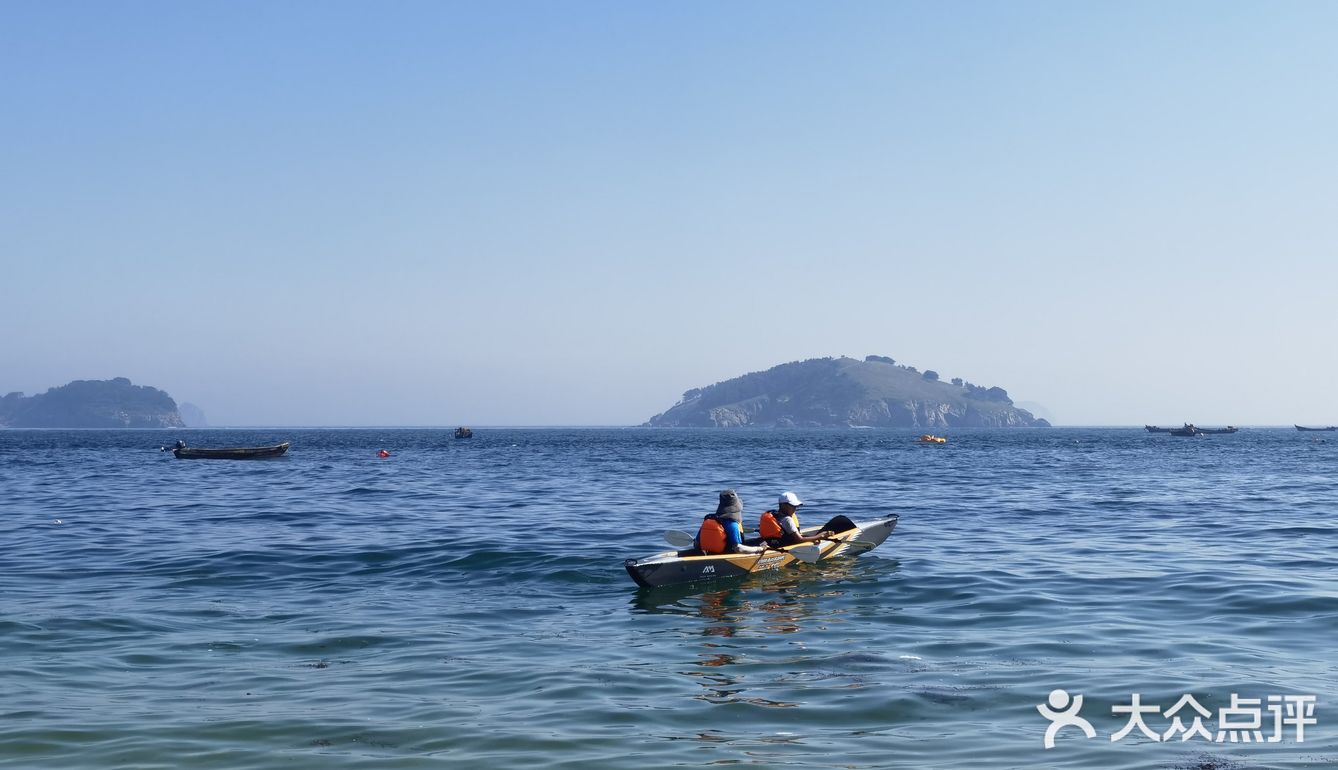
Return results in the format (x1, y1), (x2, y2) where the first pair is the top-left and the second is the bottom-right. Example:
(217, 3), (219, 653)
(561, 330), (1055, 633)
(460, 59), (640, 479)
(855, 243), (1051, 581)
(3, 1), (1335, 426)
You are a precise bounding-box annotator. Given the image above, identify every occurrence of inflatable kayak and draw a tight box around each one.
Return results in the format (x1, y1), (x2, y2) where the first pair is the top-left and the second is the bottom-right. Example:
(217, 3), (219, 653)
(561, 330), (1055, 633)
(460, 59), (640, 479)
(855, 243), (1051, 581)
(624, 514), (899, 589)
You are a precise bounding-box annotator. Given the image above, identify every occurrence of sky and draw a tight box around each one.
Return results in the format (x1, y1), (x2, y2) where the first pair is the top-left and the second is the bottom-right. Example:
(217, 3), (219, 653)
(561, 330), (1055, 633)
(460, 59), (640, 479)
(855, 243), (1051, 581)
(3, 1), (1336, 426)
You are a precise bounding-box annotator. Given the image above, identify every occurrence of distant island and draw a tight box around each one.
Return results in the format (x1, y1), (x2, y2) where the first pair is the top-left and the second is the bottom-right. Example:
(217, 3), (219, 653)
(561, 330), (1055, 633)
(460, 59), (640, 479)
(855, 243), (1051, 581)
(0, 378), (185, 429)
(645, 356), (1051, 428)
(178, 401), (209, 428)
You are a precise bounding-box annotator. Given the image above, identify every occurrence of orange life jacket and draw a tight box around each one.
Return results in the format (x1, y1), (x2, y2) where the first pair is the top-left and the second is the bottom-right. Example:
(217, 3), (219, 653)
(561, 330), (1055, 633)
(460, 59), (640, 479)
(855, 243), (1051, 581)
(697, 517), (727, 554)
(758, 511), (783, 540)
(758, 509), (799, 541)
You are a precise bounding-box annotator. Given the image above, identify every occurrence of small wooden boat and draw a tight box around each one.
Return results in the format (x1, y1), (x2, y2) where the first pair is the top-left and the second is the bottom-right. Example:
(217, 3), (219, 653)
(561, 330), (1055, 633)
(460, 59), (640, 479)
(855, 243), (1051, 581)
(918, 434), (947, 444)
(1196, 426), (1238, 434)
(1296, 425), (1337, 432)
(173, 442), (290, 460)
(454, 427), (473, 439)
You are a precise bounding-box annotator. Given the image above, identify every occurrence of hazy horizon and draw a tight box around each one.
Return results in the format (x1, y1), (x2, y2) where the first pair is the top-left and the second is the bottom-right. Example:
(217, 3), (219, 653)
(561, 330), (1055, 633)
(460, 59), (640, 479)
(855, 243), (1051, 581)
(5, 2), (1336, 427)
(5, 369), (1327, 428)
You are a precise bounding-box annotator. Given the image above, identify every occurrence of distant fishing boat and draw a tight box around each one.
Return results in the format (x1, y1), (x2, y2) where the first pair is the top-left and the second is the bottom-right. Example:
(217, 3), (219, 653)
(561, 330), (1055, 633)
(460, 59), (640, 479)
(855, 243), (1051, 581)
(917, 434), (947, 444)
(1168, 424), (1237, 437)
(1295, 425), (1337, 432)
(454, 427), (474, 439)
(1145, 425), (1172, 433)
(171, 441), (290, 460)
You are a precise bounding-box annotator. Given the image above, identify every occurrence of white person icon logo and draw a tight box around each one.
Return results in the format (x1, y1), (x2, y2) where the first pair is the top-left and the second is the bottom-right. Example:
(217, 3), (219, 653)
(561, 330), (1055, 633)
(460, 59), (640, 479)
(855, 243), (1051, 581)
(1037, 689), (1097, 749)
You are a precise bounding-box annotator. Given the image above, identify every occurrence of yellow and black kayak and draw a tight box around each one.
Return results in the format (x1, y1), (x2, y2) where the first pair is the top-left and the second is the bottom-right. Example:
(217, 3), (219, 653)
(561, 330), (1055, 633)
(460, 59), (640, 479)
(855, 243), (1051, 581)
(624, 514), (899, 589)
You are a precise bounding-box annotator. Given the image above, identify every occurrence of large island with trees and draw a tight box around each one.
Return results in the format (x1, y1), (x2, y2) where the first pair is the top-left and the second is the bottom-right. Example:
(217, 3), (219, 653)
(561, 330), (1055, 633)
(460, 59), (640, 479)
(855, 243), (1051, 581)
(0, 378), (185, 429)
(645, 356), (1050, 428)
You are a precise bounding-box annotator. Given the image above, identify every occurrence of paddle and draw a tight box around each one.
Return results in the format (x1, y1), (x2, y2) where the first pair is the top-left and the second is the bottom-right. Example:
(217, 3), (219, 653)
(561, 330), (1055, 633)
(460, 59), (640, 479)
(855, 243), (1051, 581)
(744, 541), (822, 566)
(822, 537), (878, 549)
(664, 528), (870, 554)
(786, 544), (821, 564)
(663, 529), (697, 548)
(663, 529), (821, 564)
(662, 528), (760, 548)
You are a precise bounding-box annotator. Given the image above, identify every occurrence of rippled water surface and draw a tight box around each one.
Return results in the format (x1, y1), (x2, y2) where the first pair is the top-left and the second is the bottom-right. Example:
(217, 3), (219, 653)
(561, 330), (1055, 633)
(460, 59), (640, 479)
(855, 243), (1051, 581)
(2, 428), (1335, 769)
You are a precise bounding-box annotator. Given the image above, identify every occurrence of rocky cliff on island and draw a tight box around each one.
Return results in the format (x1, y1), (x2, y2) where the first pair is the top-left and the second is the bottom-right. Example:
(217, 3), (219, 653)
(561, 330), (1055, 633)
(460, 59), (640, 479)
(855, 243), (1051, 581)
(645, 356), (1050, 429)
(0, 378), (185, 429)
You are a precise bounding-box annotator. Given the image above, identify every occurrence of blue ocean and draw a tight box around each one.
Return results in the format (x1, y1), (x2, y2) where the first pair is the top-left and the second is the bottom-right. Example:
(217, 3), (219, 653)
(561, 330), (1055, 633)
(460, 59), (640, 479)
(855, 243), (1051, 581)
(2, 428), (1334, 769)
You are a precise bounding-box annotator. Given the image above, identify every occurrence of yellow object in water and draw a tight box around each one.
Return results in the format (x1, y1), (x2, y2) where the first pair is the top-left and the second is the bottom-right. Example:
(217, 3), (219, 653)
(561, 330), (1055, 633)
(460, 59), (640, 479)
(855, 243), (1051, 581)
(918, 434), (947, 444)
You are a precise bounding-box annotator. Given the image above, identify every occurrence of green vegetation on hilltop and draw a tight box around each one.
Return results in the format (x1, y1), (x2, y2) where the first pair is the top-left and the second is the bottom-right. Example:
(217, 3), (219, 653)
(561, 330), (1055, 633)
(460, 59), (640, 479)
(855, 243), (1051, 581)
(646, 356), (1049, 428)
(0, 378), (184, 429)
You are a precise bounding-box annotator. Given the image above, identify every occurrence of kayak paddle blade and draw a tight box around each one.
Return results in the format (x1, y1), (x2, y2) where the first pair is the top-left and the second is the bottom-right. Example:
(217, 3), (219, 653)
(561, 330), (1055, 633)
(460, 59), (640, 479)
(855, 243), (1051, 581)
(788, 544), (821, 564)
(663, 529), (696, 548)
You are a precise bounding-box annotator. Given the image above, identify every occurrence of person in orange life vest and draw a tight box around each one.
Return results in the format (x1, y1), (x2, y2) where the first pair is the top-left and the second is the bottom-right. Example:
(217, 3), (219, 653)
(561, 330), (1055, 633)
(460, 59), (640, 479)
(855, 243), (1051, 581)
(758, 491), (833, 547)
(695, 489), (763, 555)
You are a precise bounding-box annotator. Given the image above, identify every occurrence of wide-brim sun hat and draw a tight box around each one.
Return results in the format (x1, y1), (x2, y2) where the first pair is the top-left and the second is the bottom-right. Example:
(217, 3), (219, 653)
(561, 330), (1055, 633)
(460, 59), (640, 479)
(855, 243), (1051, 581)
(716, 489), (743, 521)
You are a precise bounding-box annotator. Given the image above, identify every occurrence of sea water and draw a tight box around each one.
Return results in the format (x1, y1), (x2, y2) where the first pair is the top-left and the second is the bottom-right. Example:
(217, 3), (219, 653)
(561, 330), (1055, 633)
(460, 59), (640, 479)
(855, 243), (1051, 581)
(1, 428), (1334, 769)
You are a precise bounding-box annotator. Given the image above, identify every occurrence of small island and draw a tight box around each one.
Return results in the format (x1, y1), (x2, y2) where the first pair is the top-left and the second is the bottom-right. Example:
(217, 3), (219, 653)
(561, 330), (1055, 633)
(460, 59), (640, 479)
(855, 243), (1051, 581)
(0, 378), (185, 429)
(645, 356), (1050, 428)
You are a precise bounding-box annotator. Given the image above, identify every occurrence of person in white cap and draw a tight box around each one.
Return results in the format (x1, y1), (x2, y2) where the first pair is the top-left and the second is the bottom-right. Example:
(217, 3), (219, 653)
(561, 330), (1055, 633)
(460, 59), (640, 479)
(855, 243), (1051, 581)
(756, 491), (833, 547)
